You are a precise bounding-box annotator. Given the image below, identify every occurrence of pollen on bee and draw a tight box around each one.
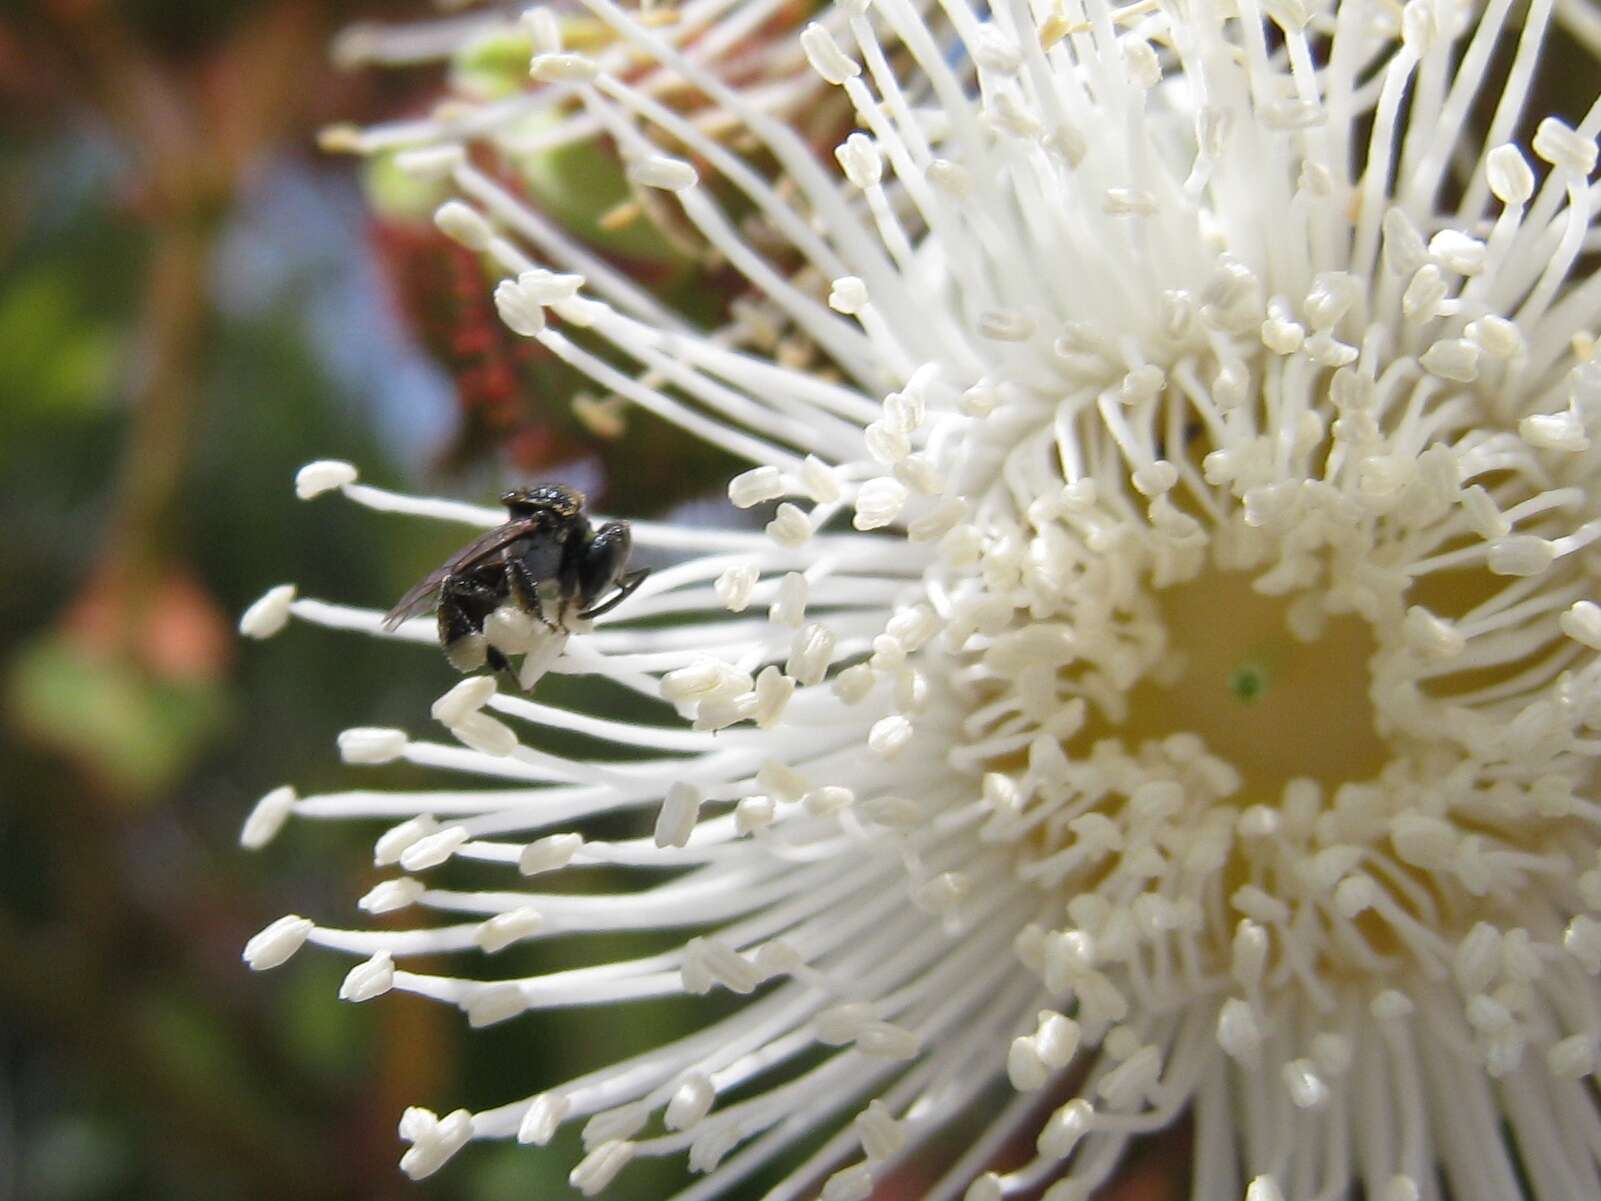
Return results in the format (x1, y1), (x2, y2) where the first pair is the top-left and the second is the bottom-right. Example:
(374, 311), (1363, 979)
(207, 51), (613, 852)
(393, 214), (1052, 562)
(444, 632), (489, 672)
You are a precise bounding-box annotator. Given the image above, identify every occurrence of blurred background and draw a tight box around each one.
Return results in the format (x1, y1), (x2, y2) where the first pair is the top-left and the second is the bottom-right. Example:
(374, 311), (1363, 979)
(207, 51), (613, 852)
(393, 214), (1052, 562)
(18, 1), (1586, 1199)
(0, 1), (765, 1198)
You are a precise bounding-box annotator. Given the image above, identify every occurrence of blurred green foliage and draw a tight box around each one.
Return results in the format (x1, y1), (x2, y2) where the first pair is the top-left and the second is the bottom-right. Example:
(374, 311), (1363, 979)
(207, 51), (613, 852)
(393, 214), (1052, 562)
(0, 266), (122, 433)
(8, 633), (231, 799)
(2, 122), (427, 1199)
(0, 35), (721, 1201)
(0, 0), (814, 1196)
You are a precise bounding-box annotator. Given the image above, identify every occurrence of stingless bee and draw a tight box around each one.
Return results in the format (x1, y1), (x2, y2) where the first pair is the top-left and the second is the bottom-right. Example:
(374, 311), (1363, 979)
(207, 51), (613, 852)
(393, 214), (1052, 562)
(381, 484), (647, 687)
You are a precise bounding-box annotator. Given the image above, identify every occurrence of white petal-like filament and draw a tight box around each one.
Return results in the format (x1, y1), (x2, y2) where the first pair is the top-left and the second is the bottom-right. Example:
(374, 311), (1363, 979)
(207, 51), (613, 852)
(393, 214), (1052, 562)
(252, 1), (1601, 1198)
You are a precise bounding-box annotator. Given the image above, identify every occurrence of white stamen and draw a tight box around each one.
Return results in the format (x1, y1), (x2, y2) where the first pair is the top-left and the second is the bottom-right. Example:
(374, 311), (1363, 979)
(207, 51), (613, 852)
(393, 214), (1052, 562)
(433, 201), (492, 251)
(626, 155), (698, 192)
(475, 906), (545, 953)
(1533, 117), (1598, 175)
(853, 478), (908, 529)
(295, 460), (357, 499)
(243, 915), (313, 971)
(821, 1164), (873, 1201)
(766, 503), (813, 547)
(400, 825), (470, 871)
(518, 1093), (569, 1145)
(400, 1109), (473, 1181)
(856, 1099), (904, 1160)
(529, 52), (598, 82)
(1561, 601), (1601, 650)
(786, 623), (836, 686)
(769, 572), (807, 627)
(715, 564), (759, 611)
(374, 815), (440, 867)
(867, 714), (913, 758)
(729, 465), (784, 508)
(655, 781), (704, 848)
(339, 727), (406, 765)
(240, 785), (295, 849)
(465, 984), (525, 1028)
(734, 795), (776, 835)
(431, 676), (496, 727)
(359, 876), (425, 914)
(800, 24), (859, 85)
(519, 832), (582, 876)
(1038, 1099), (1094, 1159)
(521, 7), (560, 54)
(1487, 536), (1557, 577)
(340, 951), (395, 1001)
(569, 1141), (634, 1196)
(836, 134), (882, 189)
(239, 585), (296, 639)
(666, 1075), (715, 1131)
(798, 455), (841, 503)
(829, 276), (869, 315)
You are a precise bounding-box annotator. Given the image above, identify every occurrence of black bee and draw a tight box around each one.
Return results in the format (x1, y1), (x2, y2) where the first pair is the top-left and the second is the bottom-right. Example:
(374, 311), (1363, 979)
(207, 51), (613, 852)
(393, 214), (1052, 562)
(382, 484), (647, 684)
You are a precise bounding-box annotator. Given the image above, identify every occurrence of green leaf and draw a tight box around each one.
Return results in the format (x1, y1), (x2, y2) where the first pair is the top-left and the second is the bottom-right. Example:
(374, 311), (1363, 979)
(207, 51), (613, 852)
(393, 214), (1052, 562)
(6, 633), (231, 803)
(451, 28), (537, 100)
(277, 956), (372, 1082)
(363, 152), (453, 223)
(0, 268), (121, 426)
(511, 110), (688, 265)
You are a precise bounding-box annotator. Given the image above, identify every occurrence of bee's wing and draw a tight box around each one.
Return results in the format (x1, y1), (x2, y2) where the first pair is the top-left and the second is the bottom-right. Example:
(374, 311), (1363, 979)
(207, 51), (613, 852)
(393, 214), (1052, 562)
(380, 519), (545, 630)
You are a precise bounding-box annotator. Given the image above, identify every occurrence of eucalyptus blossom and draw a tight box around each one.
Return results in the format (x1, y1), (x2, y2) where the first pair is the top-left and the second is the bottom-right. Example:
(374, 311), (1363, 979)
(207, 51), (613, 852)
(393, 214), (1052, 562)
(246, 1), (1601, 1198)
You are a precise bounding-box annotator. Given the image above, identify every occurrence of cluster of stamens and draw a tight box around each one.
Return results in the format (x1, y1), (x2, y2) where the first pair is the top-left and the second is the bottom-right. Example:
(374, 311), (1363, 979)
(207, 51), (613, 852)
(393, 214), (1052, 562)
(243, 0), (1601, 1197)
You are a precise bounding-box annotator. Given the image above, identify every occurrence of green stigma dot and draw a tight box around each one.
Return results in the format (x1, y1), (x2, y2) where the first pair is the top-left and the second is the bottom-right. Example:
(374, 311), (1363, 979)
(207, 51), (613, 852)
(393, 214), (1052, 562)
(1229, 663), (1269, 704)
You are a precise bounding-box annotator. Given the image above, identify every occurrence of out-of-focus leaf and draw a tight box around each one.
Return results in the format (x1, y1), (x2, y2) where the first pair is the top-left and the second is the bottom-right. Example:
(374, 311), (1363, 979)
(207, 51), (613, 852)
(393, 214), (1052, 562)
(277, 956), (371, 1082)
(512, 110), (689, 266)
(362, 152), (452, 224)
(6, 632), (230, 803)
(136, 989), (260, 1116)
(0, 267), (121, 431)
(451, 29), (535, 100)
(466, 1141), (573, 1201)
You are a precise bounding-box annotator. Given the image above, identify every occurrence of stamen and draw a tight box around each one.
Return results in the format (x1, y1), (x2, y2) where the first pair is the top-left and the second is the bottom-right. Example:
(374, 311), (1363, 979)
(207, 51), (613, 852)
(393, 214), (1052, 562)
(253, 0), (1601, 1194)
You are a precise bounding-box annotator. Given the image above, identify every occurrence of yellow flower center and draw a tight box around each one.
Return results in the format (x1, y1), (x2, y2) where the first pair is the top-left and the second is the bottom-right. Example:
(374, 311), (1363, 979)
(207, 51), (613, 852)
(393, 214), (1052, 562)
(1137, 568), (1386, 803)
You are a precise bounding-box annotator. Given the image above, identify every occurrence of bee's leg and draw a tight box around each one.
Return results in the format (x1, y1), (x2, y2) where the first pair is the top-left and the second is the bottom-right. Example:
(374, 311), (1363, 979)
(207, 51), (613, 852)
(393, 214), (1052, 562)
(437, 576), (502, 672)
(504, 557), (561, 630)
(485, 644), (522, 691)
(575, 523), (632, 604)
(577, 568), (649, 620)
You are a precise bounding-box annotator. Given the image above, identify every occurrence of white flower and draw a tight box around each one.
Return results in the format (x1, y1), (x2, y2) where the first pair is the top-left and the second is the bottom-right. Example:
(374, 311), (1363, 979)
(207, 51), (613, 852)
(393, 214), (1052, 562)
(321, 0), (851, 335)
(246, 1), (1601, 1198)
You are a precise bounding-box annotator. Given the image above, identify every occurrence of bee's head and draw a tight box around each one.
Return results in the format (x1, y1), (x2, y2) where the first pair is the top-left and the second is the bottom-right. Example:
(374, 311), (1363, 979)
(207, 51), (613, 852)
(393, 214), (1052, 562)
(502, 484), (585, 519)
